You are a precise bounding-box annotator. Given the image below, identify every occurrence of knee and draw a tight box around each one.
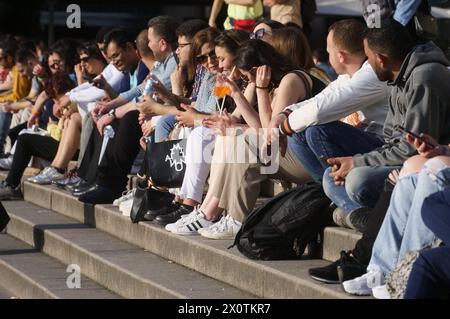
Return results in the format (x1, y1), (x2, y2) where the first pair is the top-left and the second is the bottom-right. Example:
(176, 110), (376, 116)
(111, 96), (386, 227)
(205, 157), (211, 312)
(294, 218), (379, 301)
(423, 156), (450, 176)
(322, 167), (334, 197)
(400, 155), (428, 177)
(304, 126), (323, 144)
(345, 167), (371, 204)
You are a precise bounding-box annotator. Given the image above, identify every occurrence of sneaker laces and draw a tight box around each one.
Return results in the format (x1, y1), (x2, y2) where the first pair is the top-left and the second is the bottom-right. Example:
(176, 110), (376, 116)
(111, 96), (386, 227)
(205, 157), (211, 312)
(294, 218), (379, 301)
(64, 167), (78, 179)
(179, 207), (206, 226)
(213, 215), (230, 233)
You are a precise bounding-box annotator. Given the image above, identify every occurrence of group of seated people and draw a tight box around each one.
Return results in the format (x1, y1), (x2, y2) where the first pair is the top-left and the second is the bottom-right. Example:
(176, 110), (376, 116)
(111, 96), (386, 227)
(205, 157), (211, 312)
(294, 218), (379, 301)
(0, 14), (449, 299)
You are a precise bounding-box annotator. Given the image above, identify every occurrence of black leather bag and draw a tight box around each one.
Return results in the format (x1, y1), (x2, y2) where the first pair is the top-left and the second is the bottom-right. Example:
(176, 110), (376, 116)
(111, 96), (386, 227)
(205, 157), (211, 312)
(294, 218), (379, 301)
(130, 179), (149, 223)
(0, 201), (10, 232)
(130, 179), (175, 223)
(145, 137), (187, 188)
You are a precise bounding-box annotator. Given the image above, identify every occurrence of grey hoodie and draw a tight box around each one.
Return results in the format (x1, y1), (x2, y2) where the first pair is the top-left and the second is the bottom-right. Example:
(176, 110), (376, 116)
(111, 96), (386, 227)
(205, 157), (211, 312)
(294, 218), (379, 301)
(353, 41), (450, 167)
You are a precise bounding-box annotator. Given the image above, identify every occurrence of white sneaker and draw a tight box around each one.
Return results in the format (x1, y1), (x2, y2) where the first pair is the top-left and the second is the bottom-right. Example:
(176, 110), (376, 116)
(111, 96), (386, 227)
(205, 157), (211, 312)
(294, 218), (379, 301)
(27, 167), (64, 184)
(198, 215), (242, 240)
(165, 209), (198, 232)
(372, 285), (391, 299)
(343, 269), (385, 296)
(119, 198), (133, 217)
(170, 209), (214, 236)
(113, 189), (135, 207)
(0, 155), (13, 170)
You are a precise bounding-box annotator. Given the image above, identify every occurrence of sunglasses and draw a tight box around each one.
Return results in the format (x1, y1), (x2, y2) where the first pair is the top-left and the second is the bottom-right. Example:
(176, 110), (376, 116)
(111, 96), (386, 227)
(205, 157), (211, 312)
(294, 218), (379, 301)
(250, 28), (271, 40)
(80, 56), (91, 63)
(195, 51), (217, 64)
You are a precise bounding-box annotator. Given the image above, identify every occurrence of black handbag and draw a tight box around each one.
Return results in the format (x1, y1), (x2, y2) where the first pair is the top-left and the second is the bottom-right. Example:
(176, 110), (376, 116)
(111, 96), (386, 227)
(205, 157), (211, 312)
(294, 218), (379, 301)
(130, 179), (175, 223)
(145, 137), (187, 188)
(0, 201), (10, 232)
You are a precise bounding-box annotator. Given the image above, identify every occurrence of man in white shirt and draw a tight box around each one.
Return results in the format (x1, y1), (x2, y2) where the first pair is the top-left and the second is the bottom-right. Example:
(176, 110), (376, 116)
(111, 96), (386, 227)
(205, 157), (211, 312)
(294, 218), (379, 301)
(268, 19), (389, 182)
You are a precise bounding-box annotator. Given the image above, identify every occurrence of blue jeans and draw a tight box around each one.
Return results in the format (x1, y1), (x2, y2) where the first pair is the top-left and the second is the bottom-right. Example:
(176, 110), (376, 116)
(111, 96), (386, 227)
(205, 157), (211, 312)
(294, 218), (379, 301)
(288, 121), (383, 181)
(369, 161), (450, 275)
(404, 189), (450, 299)
(154, 114), (176, 142)
(0, 110), (12, 153)
(323, 165), (396, 214)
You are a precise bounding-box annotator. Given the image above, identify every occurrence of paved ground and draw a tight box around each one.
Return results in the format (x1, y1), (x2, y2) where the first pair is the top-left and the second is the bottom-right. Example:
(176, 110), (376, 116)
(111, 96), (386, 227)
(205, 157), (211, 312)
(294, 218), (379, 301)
(0, 285), (13, 299)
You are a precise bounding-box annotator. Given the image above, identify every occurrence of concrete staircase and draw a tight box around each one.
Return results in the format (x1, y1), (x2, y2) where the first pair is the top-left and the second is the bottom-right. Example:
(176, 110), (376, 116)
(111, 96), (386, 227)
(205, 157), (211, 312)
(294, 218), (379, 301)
(0, 172), (363, 299)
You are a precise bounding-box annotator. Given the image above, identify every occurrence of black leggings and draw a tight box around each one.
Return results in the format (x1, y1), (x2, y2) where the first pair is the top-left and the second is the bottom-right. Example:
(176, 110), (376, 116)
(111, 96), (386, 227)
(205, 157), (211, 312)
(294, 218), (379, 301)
(6, 134), (60, 187)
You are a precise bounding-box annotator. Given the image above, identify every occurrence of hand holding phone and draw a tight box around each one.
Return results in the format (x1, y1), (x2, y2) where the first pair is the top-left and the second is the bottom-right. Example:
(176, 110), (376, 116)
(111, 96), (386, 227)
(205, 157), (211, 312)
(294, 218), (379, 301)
(394, 125), (435, 149)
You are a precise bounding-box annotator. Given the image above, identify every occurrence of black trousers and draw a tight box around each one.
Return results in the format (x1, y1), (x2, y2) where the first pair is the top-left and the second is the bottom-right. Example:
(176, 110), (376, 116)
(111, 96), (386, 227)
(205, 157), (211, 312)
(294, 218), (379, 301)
(5, 134), (59, 187)
(78, 111), (141, 193)
(351, 181), (394, 265)
(77, 124), (103, 185)
(8, 122), (27, 147)
(96, 110), (141, 192)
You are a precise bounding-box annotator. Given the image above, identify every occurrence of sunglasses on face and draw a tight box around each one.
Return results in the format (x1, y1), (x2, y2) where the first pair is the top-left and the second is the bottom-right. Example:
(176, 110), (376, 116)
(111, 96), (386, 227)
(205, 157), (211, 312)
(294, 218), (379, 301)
(80, 56), (91, 64)
(250, 28), (270, 40)
(195, 51), (217, 64)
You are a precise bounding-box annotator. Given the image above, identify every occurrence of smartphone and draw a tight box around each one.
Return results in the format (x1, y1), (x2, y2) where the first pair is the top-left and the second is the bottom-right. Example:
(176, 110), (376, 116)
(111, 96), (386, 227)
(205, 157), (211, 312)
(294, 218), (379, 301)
(394, 125), (435, 148)
(319, 155), (330, 167)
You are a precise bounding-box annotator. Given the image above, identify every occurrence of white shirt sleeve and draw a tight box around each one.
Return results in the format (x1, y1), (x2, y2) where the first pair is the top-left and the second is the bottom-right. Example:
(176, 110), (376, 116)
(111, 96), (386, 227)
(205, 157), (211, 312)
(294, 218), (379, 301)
(69, 63), (125, 105)
(286, 62), (389, 133)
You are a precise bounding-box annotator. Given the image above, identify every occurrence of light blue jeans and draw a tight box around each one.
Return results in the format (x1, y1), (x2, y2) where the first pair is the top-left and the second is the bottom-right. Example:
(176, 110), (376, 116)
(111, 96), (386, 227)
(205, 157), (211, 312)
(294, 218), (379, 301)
(154, 114), (176, 142)
(369, 159), (450, 275)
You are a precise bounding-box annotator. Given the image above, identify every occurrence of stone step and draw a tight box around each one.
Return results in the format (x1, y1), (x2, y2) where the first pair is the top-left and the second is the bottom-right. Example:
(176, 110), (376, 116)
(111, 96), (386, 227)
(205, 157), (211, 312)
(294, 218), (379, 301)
(3, 200), (255, 299)
(0, 233), (120, 299)
(21, 182), (358, 299)
(323, 227), (362, 262)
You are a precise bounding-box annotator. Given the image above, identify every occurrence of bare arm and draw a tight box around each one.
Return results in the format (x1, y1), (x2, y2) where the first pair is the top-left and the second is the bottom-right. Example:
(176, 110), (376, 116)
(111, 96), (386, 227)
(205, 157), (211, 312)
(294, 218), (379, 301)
(209, 0), (224, 27)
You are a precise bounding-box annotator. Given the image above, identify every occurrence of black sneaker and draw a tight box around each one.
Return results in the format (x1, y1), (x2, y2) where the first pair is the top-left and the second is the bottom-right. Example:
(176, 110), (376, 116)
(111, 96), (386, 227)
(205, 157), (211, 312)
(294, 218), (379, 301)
(345, 208), (371, 233)
(154, 204), (194, 225)
(0, 181), (23, 201)
(309, 251), (366, 284)
(144, 201), (180, 221)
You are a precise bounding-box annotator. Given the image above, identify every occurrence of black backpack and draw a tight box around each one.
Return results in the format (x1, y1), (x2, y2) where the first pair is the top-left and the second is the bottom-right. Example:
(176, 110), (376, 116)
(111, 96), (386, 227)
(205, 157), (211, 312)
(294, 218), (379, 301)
(232, 182), (333, 260)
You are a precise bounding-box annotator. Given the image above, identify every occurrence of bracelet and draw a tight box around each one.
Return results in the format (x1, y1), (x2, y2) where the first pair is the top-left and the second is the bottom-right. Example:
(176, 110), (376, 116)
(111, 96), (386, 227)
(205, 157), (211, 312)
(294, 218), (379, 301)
(279, 109), (292, 118)
(31, 109), (40, 117)
(255, 85), (269, 90)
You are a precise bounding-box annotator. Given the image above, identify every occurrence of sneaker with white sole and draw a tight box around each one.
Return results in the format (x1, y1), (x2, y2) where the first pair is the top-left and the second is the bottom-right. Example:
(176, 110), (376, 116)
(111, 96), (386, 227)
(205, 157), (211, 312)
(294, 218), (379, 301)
(52, 168), (80, 188)
(169, 209), (215, 236)
(372, 284), (390, 299)
(119, 197), (133, 217)
(113, 189), (135, 207)
(198, 214), (242, 240)
(342, 268), (385, 296)
(27, 167), (64, 185)
(0, 155), (13, 170)
(165, 209), (198, 232)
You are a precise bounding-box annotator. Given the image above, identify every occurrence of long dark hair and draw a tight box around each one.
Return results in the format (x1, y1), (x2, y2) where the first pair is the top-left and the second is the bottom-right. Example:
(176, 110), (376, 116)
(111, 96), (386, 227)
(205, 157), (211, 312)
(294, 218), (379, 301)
(234, 39), (296, 87)
(214, 29), (249, 55)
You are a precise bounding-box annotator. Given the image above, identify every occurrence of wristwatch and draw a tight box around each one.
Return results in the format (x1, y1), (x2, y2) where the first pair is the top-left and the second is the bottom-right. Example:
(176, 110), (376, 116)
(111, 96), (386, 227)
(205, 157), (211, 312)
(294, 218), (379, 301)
(108, 108), (116, 119)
